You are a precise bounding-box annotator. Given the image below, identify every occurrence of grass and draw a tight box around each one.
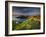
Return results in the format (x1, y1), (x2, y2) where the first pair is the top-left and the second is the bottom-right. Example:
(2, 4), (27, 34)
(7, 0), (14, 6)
(12, 16), (40, 30)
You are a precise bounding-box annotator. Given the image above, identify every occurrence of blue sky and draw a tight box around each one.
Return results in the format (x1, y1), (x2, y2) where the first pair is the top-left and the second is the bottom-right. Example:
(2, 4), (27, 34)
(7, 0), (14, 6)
(12, 6), (40, 16)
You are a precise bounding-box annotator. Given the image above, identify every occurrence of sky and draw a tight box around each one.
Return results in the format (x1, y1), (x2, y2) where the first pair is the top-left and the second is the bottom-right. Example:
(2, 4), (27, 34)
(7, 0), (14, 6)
(12, 6), (40, 16)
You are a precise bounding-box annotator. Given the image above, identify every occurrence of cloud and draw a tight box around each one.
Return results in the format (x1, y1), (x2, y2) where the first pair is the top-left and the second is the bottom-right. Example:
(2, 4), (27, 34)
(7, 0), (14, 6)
(12, 6), (40, 16)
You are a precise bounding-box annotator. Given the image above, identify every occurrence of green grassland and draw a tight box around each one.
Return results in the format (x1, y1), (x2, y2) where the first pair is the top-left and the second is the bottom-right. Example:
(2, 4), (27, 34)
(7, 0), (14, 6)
(12, 16), (40, 30)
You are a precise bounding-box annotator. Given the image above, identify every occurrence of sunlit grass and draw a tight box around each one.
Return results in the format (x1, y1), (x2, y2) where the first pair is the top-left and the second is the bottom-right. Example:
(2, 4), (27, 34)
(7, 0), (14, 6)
(12, 16), (40, 30)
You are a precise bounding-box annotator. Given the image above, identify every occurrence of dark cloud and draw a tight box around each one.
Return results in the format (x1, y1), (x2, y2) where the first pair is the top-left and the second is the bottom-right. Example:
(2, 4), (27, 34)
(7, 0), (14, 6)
(12, 6), (40, 16)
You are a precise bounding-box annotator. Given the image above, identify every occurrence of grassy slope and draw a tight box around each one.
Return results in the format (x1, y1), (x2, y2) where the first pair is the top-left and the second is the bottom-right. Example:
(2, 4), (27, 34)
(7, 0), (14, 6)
(12, 16), (40, 30)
